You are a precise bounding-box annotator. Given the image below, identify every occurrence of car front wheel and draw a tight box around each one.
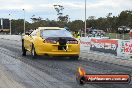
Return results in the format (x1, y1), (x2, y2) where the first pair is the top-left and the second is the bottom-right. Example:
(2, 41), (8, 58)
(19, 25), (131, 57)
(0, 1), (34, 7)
(22, 40), (26, 56)
(31, 45), (37, 58)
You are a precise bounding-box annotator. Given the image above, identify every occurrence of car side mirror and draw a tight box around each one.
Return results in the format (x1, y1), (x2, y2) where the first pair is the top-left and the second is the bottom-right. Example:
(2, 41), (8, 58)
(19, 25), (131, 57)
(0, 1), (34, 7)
(25, 32), (30, 35)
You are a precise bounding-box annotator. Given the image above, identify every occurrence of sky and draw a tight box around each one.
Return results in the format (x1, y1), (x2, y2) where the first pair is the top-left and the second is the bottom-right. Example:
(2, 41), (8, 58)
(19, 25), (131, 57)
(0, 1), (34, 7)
(0, 0), (132, 22)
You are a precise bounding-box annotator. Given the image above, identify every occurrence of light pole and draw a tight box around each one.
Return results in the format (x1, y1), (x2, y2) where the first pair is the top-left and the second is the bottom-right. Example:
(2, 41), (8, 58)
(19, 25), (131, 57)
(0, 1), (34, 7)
(85, 0), (87, 37)
(9, 14), (11, 35)
(1, 18), (3, 30)
(23, 9), (25, 34)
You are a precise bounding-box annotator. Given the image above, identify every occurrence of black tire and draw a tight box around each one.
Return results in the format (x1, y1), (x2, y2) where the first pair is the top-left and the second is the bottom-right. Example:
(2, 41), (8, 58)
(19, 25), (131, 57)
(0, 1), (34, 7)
(31, 44), (37, 59)
(69, 56), (79, 60)
(22, 40), (26, 56)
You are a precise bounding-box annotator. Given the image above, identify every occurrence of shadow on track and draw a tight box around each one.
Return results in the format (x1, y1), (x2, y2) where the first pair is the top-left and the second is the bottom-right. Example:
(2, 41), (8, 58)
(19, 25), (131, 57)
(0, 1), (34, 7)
(22, 54), (80, 62)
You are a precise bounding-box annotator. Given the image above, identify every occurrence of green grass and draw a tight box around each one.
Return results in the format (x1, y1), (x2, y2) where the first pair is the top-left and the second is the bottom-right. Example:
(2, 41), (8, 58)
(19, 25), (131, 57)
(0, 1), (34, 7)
(105, 33), (130, 40)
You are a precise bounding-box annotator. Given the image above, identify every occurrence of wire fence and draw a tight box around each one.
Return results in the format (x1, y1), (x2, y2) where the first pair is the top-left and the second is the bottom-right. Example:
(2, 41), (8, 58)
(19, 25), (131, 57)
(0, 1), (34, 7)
(105, 33), (130, 40)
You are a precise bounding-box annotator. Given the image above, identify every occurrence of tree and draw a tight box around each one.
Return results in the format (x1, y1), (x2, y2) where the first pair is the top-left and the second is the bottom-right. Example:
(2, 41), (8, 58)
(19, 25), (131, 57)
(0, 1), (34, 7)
(67, 20), (84, 31)
(54, 5), (69, 22)
(11, 19), (26, 34)
(9, 10), (132, 34)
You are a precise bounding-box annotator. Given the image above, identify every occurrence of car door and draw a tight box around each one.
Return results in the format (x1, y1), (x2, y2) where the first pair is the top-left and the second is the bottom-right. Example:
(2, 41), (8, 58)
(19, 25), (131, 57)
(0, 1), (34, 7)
(25, 30), (37, 51)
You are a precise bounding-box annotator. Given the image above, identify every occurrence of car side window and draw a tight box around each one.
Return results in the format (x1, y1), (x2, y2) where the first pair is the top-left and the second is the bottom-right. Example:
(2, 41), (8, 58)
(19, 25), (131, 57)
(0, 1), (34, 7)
(31, 30), (37, 36)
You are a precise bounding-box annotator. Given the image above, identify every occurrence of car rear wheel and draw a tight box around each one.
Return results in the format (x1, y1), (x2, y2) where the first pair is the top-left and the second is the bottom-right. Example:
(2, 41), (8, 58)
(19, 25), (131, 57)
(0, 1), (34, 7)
(31, 45), (37, 58)
(22, 40), (26, 56)
(69, 56), (79, 60)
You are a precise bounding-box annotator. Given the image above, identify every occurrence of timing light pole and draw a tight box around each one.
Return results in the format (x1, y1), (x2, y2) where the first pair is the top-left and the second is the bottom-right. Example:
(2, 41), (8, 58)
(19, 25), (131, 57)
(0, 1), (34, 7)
(23, 9), (26, 34)
(9, 14), (11, 35)
(85, 0), (87, 37)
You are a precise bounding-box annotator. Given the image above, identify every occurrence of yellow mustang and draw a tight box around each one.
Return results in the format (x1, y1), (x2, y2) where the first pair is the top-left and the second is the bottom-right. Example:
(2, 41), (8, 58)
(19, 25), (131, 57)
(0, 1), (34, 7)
(22, 27), (80, 59)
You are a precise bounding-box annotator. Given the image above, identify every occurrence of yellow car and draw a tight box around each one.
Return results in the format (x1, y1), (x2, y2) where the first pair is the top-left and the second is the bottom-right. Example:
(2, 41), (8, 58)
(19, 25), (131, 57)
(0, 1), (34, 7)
(22, 27), (80, 59)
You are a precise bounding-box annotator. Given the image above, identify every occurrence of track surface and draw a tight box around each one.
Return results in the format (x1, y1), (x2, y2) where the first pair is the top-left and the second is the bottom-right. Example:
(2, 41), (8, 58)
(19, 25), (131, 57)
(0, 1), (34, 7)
(0, 39), (132, 88)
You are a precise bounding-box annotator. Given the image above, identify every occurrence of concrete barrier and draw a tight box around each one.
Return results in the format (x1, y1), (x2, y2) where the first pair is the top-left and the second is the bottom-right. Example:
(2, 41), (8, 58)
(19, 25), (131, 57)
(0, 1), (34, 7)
(79, 37), (91, 52)
(0, 35), (21, 41)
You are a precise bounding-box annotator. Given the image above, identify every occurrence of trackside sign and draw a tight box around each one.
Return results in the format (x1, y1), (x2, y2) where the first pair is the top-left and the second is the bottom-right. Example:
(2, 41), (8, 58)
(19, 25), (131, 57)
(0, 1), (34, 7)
(90, 39), (118, 55)
(117, 40), (132, 58)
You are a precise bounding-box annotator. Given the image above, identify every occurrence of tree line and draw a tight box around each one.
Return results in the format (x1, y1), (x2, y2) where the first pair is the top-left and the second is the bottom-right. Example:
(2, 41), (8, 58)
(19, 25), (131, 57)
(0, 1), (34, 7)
(11, 10), (132, 34)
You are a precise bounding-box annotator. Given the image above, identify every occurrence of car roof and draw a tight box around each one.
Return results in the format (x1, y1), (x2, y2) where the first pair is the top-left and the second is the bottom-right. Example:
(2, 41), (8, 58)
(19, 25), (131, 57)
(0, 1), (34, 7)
(38, 27), (64, 30)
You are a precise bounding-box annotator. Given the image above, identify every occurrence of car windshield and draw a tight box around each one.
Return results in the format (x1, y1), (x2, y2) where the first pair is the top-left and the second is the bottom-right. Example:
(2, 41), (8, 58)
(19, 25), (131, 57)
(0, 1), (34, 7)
(41, 29), (73, 38)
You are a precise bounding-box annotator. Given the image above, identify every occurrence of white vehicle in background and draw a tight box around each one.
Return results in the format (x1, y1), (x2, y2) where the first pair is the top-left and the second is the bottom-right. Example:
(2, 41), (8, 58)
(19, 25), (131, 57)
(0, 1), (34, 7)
(88, 29), (109, 39)
(118, 26), (130, 33)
